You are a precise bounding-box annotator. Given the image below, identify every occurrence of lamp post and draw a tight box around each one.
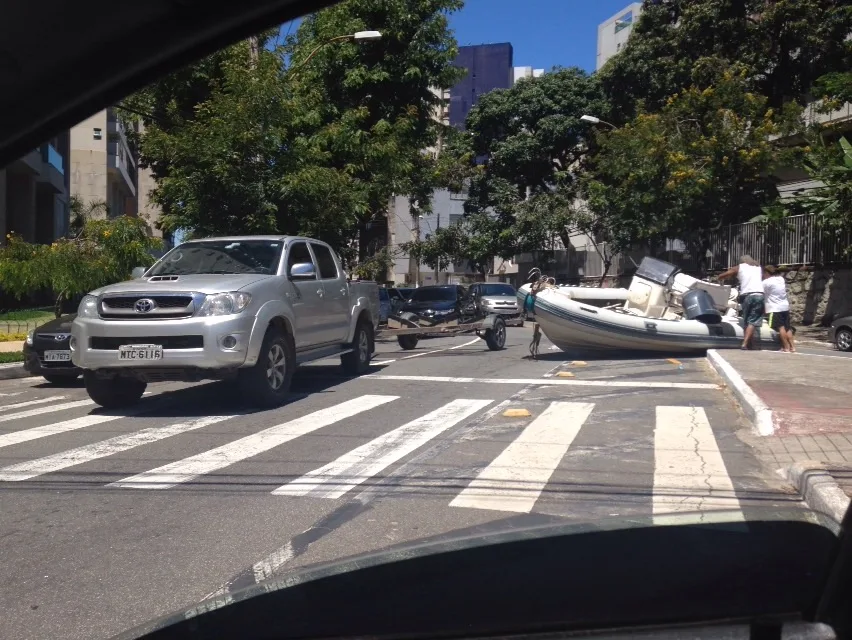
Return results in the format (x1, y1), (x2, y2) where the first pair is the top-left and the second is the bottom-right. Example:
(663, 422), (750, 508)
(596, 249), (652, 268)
(291, 30), (382, 77)
(580, 114), (618, 130)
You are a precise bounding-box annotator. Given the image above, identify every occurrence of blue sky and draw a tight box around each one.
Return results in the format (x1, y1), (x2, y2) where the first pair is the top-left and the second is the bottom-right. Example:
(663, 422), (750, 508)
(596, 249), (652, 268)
(279, 0), (635, 73)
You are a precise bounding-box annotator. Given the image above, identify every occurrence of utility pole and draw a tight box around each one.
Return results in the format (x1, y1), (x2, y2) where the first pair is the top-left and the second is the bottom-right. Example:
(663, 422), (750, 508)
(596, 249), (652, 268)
(412, 213), (421, 287)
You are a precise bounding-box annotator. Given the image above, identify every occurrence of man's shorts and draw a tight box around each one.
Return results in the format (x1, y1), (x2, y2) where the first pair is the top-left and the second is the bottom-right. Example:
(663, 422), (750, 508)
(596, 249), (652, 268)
(768, 310), (791, 332)
(740, 293), (765, 328)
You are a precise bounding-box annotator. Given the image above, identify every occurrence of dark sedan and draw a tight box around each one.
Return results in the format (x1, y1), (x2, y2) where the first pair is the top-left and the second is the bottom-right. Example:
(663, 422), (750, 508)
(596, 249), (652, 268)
(23, 313), (81, 383)
(400, 285), (475, 326)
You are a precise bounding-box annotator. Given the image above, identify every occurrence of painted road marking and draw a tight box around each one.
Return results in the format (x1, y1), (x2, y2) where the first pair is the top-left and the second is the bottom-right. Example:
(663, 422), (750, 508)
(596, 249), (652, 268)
(273, 399), (491, 499)
(399, 337), (481, 360)
(0, 396), (64, 412)
(365, 374), (719, 390)
(0, 415), (237, 481)
(0, 402), (162, 449)
(0, 398), (94, 425)
(653, 405), (744, 526)
(450, 401), (595, 514)
(110, 395), (398, 490)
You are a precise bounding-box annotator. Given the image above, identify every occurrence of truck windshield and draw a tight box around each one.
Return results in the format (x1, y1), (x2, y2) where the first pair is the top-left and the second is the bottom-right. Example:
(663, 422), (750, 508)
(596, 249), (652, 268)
(409, 287), (457, 302)
(147, 240), (283, 276)
(479, 284), (515, 296)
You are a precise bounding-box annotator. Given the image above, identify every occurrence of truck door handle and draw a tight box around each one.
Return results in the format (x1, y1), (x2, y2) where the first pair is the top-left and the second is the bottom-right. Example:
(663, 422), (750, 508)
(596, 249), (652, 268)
(317, 289), (324, 297)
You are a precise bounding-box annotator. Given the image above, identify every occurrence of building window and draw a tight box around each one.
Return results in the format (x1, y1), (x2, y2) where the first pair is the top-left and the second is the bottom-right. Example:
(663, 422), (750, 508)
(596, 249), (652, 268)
(93, 128), (103, 140)
(614, 11), (633, 33)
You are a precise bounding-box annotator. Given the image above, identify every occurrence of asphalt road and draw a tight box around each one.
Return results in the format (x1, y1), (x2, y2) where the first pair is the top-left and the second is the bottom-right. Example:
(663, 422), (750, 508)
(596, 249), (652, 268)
(0, 326), (810, 640)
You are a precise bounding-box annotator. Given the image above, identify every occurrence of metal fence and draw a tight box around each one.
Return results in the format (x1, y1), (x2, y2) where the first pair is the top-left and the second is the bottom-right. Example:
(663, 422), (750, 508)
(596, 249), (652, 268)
(581, 214), (851, 278)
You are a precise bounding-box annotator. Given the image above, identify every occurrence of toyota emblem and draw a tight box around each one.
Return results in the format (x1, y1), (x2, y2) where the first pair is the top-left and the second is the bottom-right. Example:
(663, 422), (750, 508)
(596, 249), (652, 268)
(134, 298), (156, 314)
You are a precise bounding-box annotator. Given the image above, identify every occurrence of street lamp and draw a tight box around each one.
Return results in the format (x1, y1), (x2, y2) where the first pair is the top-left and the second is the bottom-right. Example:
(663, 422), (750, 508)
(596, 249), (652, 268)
(580, 114), (618, 130)
(292, 30), (383, 75)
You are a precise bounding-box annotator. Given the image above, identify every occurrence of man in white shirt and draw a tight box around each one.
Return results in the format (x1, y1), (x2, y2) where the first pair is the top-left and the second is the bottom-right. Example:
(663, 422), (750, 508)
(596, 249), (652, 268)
(718, 255), (765, 350)
(763, 265), (795, 352)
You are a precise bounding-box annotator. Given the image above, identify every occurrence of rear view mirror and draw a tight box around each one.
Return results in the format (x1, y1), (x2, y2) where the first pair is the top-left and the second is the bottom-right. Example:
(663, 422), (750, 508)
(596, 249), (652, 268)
(131, 267), (147, 279)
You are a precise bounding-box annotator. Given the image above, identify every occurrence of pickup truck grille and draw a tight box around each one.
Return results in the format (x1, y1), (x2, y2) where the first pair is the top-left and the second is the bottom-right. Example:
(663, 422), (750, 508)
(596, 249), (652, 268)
(90, 336), (204, 350)
(99, 294), (196, 319)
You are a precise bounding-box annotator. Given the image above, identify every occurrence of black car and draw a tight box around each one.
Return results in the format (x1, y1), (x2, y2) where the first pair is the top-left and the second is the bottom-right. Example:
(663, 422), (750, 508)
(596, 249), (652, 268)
(400, 285), (475, 326)
(23, 313), (81, 383)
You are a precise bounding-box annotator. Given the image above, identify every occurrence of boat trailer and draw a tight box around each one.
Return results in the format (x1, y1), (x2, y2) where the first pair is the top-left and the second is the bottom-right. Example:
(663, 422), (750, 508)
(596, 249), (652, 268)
(379, 312), (522, 352)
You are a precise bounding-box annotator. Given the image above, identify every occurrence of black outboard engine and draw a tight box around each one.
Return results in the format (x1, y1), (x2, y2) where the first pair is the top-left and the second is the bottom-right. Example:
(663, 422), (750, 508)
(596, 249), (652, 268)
(682, 289), (722, 325)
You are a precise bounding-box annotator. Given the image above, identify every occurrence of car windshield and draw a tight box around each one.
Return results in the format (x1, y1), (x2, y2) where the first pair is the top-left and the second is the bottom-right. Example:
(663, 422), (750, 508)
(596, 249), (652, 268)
(8, 2), (852, 639)
(147, 240), (283, 276)
(479, 284), (515, 296)
(408, 287), (457, 302)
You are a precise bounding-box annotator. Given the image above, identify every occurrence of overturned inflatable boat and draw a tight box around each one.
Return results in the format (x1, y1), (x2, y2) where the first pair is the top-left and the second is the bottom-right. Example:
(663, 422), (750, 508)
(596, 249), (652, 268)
(518, 257), (780, 353)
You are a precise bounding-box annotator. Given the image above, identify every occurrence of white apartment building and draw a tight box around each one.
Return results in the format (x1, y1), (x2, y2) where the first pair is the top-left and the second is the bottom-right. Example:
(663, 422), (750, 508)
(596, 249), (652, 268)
(69, 108), (163, 238)
(596, 2), (643, 70)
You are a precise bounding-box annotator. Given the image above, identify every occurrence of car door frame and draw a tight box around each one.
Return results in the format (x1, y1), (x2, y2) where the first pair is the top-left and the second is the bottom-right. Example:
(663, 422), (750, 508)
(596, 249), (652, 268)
(284, 240), (326, 350)
(307, 241), (350, 344)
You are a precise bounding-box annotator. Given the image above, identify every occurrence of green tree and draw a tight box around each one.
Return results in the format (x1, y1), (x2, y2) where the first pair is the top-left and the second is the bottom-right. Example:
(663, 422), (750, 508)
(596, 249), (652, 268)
(408, 68), (609, 273)
(583, 65), (792, 272)
(283, 0), (465, 261)
(0, 215), (162, 318)
(787, 135), (852, 236)
(600, 0), (852, 121)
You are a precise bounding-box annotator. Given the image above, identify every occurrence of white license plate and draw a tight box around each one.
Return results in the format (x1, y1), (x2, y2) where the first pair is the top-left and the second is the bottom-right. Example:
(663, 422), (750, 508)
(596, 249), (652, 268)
(118, 345), (163, 361)
(44, 350), (71, 362)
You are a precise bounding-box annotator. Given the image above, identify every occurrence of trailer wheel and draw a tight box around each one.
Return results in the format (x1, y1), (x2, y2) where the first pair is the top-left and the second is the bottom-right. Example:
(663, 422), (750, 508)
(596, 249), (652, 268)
(398, 335), (419, 350)
(483, 315), (507, 351)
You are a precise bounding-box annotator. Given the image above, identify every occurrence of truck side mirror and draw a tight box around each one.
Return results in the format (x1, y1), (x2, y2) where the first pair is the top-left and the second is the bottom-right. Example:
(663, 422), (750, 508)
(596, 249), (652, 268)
(289, 262), (316, 279)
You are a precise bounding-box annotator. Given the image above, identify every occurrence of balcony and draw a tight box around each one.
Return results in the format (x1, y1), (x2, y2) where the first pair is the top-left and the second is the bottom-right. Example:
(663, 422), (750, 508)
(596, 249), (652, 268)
(107, 141), (137, 196)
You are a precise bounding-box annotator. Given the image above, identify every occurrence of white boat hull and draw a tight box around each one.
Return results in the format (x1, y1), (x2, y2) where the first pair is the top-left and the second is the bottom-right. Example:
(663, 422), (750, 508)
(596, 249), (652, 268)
(518, 285), (779, 353)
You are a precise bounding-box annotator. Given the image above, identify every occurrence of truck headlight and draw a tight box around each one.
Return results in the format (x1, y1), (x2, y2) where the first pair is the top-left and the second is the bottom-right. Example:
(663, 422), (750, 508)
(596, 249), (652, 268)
(77, 295), (99, 318)
(198, 292), (251, 316)
(26, 329), (34, 346)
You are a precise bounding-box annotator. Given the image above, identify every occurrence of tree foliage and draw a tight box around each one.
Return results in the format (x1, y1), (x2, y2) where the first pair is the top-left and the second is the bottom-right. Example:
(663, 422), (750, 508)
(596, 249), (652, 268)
(408, 67), (609, 273)
(600, 0), (852, 120)
(127, 0), (465, 275)
(0, 214), (162, 317)
(584, 66), (792, 256)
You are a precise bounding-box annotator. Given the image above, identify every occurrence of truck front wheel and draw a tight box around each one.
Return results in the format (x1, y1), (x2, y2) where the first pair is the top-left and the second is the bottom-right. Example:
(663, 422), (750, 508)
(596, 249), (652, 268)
(239, 327), (295, 408)
(84, 371), (147, 409)
(341, 318), (374, 375)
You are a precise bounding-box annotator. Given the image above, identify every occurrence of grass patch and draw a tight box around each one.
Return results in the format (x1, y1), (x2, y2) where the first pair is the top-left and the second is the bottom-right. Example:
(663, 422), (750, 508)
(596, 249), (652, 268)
(0, 309), (54, 322)
(0, 351), (24, 364)
(0, 333), (28, 342)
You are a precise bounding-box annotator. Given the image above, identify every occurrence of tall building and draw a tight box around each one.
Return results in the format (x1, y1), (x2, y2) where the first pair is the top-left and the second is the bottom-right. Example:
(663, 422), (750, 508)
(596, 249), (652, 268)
(513, 66), (544, 84)
(449, 43), (514, 129)
(596, 2), (643, 70)
(0, 132), (71, 244)
(69, 108), (163, 238)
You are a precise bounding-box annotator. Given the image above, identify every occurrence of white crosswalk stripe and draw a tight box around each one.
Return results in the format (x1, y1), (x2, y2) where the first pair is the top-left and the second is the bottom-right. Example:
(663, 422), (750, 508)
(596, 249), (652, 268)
(450, 401), (594, 513)
(109, 395), (398, 490)
(653, 405), (744, 525)
(273, 398), (493, 499)
(0, 398), (93, 426)
(0, 390), (748, 523)
(0, 414), (237, 481)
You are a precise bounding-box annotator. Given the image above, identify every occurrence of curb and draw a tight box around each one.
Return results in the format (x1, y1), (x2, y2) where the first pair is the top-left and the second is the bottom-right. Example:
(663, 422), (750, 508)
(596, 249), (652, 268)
(705, 349), (774, 436)
(0, 362), (33, 380)
(783, 461), (851, 528)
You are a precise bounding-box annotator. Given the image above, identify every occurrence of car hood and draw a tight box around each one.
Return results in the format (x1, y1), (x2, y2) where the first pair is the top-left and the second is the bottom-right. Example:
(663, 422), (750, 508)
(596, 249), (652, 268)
(402, 299), (456, 312)
(35, 313), (77, 333)
(90, 274), (273, 296)
(111, 508), (839, 640)
(481, 295), (517, 305)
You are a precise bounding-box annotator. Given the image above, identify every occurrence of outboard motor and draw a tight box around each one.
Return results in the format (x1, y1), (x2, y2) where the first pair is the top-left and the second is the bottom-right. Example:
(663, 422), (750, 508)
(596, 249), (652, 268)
(682, 289), (722, 325)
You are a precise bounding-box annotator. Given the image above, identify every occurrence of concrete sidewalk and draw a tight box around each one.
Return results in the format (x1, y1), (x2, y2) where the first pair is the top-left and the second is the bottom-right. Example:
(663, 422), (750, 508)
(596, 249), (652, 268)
(707, 347), (852, 525)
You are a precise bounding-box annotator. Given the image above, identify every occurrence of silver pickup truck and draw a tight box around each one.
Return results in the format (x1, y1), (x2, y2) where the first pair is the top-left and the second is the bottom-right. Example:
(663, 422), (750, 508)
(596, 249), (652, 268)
(70, 235), (380, 409)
